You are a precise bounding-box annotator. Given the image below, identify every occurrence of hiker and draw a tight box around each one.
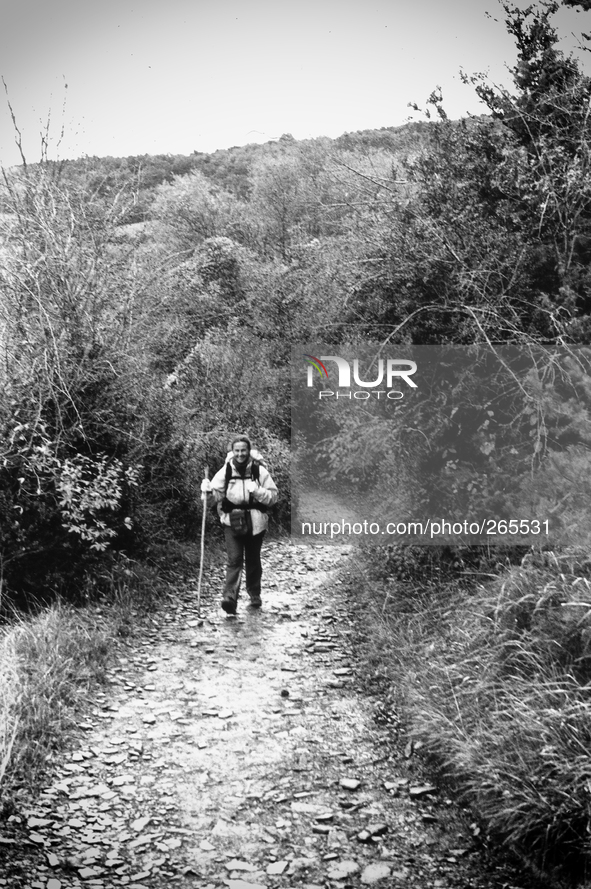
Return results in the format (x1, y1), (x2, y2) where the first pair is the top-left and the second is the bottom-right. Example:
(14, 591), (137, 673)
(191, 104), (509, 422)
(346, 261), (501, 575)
(201, 435), (278, 615)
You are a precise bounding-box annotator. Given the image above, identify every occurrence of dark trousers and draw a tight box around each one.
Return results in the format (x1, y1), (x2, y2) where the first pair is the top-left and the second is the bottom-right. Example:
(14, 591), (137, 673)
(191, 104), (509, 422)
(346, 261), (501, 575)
(223, 528), (266, 602)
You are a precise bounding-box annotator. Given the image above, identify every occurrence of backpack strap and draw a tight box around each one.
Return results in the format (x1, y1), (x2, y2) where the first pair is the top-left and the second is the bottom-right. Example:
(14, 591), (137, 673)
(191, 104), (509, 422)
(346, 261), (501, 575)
(248, 461), (267, 511)
(222, 459), (266, 512)
(224, 459), (260, 490)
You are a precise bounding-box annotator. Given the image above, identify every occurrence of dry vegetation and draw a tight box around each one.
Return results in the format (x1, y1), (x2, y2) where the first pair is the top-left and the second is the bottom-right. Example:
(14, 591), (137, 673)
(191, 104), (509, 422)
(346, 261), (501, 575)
(352, 544), (591, 885)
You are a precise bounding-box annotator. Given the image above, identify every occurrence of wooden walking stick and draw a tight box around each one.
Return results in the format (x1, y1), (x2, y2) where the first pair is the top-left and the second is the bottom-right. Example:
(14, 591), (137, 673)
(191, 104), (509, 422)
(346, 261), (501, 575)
(197, 465), (209, 619)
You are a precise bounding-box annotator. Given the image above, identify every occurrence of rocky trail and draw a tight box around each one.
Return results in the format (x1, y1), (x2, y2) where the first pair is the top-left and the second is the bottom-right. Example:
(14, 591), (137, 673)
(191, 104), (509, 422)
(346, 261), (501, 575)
(1, 541), (533, 889)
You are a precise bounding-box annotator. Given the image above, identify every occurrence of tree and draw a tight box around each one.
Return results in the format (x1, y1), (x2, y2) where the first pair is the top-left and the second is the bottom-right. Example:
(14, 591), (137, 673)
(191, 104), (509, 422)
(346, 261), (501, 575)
(249, 153), (310, 260)
(342, 2), (591, 345)
(470, 0), (591, 341)
(144, 236), (255, 374)
(150, 169), (250, 255)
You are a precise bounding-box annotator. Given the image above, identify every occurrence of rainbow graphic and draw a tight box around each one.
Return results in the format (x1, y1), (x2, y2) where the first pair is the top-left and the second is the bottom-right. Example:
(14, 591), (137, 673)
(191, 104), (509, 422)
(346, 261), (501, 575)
(303, 354), (329, 379)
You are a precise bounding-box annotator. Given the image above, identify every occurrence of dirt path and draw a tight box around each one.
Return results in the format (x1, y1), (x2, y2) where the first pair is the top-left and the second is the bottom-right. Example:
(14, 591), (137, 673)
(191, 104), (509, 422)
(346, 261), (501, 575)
(1, 541), (532, 889)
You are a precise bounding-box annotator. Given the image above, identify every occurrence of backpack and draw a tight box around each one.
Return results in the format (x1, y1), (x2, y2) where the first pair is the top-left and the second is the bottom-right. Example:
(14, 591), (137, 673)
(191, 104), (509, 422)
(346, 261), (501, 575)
(222, 459), (268, 514)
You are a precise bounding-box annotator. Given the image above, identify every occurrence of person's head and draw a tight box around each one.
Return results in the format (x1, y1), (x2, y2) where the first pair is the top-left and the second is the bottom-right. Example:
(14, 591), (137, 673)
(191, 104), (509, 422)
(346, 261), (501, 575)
(231, 435), (251, 465)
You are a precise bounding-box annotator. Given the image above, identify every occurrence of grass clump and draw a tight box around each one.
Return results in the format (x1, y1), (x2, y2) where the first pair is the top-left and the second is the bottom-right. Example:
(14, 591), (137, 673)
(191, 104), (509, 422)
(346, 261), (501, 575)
(0, 555), (165, 801)
(356, 545), (591, 886)
(0, 644), (19, 789)
(0, 605), (111, 795)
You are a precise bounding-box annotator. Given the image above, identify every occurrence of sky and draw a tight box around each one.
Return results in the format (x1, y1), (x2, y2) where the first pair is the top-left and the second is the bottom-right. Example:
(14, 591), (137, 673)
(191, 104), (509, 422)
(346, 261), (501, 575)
(1, 0), (590, 167)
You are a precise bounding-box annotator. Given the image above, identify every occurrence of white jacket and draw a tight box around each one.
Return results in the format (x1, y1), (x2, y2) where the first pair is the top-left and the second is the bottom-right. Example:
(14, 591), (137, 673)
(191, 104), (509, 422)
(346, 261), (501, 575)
(210, 457), (278, 535)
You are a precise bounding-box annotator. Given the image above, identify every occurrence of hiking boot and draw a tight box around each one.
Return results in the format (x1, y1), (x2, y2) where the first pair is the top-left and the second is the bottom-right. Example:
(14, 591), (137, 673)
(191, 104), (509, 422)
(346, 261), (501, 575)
(248, 596), (262, 608)
(221, 597), (237, 615)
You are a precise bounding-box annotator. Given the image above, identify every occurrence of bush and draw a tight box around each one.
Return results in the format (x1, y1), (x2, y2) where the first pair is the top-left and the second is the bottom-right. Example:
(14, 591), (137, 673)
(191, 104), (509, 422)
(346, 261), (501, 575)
(0, 162), (147, 604)
(0, 414), (140, 606)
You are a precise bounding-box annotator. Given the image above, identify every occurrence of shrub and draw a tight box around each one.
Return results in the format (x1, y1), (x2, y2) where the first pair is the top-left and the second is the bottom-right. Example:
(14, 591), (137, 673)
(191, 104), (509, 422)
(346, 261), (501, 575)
(0, 416), (140, 605)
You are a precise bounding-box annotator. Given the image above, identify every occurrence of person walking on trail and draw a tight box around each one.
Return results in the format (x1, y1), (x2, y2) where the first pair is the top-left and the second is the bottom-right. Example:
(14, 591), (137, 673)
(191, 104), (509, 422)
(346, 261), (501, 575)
(201, 435), (278, 615)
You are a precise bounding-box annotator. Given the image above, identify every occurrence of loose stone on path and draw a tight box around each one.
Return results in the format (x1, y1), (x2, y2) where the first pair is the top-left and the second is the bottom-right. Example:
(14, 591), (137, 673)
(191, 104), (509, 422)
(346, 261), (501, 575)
(0, 542), (522, 889)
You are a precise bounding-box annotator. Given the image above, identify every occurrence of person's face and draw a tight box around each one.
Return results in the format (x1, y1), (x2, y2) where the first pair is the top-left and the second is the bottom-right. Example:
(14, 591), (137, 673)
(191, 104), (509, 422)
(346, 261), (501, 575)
(233, 442), (250, 464)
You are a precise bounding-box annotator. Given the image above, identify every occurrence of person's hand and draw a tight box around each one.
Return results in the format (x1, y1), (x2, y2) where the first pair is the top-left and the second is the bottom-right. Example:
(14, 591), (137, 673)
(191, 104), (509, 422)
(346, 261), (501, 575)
(201, 479), (212, 493)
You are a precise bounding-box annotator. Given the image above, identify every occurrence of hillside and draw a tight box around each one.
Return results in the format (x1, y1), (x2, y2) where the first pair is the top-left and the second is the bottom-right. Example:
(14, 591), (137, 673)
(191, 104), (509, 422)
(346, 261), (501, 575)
(36, 120), (433, 222)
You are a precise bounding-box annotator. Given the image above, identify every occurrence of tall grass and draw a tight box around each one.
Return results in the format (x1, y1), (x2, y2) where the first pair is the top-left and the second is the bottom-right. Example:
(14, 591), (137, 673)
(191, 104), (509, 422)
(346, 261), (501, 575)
(0, 639), (20, 789)
(0, 557), (164, 798)
(355, 546), (591, 886)
(0, 605), (112, 794)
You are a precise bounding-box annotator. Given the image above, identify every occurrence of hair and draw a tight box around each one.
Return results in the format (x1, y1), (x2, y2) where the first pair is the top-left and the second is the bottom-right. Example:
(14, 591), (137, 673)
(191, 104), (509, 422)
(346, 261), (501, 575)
(231, 434), (251, 451)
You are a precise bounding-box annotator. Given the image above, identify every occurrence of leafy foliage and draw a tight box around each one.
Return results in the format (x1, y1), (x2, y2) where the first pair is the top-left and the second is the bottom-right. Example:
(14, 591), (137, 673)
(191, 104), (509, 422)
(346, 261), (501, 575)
(0, 163), (148, 601)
